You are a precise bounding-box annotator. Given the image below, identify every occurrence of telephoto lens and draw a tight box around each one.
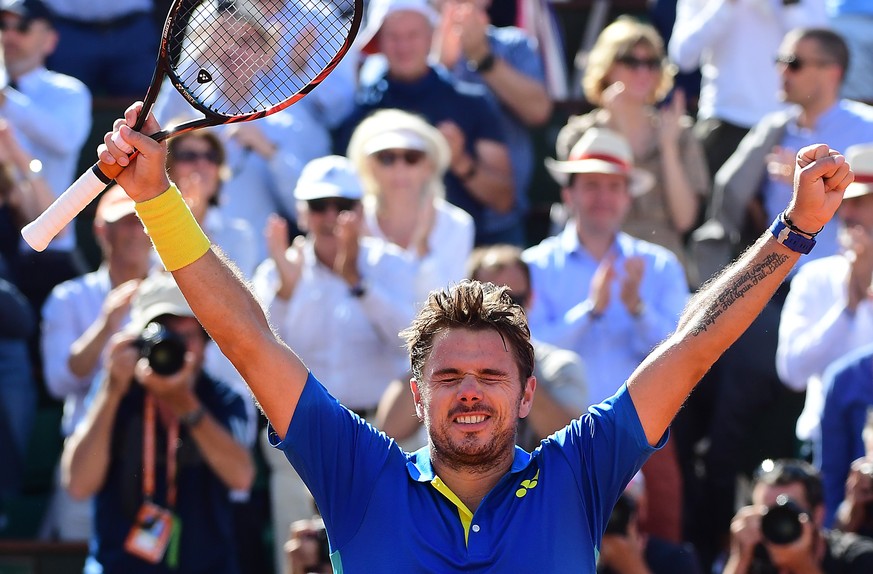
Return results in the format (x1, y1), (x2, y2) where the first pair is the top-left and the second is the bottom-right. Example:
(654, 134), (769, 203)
(134, 322), (188, 376)
(760, 494), (806, 545)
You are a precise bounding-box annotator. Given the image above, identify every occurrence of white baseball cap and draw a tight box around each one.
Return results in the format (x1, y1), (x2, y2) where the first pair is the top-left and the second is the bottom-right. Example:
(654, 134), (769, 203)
(356, 0), (439, 55)
(294, 155), (364, 201)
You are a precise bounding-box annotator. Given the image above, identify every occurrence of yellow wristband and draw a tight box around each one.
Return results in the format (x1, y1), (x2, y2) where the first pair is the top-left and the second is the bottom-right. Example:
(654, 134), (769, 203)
(135, 185), (211, 271)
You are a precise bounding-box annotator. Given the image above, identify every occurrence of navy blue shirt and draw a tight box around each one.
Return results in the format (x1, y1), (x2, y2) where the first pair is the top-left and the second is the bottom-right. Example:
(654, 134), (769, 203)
(270, 373), (662, 573)
(85, 373), (248, 574)
(336, 66), (507, 243)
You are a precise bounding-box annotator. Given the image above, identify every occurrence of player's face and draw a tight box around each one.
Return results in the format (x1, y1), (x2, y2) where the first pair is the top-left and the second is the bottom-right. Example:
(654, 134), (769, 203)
(561, 172), (632, 237)
(412, 328), (535, 472)
(379, 11), (433, 82)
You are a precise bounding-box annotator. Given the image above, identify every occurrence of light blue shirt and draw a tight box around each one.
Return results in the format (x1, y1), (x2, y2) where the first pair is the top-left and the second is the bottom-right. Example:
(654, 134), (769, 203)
(4, 67), (92, 251)
(763, 100), (873, 263)
(523, 226), (689, 403)
(828, 0), (873, 16)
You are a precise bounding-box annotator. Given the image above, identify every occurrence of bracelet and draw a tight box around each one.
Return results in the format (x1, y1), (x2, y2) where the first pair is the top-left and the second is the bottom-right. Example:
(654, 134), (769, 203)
(782, 212), (823, 238)
(769, 214), (816, 254)
(135, 185), (211, 271)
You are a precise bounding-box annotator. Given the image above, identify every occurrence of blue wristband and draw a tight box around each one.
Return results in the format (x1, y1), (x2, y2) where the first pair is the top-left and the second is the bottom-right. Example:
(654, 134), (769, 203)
(769, 213), (816, 254)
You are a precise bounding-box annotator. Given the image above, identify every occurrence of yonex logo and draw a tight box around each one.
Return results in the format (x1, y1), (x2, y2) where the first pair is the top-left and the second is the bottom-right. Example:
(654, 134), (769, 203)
(515, 469), (540, 498)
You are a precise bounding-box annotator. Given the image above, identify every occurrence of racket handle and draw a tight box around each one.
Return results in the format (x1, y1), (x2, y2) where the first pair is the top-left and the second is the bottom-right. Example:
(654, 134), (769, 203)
(21, 161), (122, 252)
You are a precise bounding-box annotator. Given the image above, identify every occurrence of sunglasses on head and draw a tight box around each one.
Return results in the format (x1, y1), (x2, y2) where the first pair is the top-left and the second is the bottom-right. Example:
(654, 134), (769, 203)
(373, 149), (426, 167)
(0, 18), (32, 33)
(774, 54), (834, 72)
(615, 55), (662, 71)
(306, 197), (359, 213)
(171, 149), (222, 165)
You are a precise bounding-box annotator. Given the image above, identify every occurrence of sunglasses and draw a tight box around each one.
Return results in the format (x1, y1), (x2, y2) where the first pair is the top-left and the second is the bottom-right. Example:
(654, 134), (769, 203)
(373, 149), (426, 167)
(774, 54), (834, 72)
(306, 197), (359, 213)
(0, 18), (32, 33)
(615, 55), (662, 71)
(171, 149), (222, 165)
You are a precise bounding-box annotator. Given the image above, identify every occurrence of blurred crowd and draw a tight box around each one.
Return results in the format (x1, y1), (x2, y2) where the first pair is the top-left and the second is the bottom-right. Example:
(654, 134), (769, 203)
(2, 0), (873, 572)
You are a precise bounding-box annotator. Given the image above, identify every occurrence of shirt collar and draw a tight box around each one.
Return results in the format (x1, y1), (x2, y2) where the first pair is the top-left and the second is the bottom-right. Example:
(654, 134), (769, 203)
(558, 223), (630, 258)
(14, 66), (47, 92)
(786, 100), (842, 136)
(405, 444), (534, 482)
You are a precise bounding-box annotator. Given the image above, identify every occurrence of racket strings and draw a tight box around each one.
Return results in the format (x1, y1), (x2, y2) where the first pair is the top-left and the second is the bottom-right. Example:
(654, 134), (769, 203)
(167, 0), (355, 117)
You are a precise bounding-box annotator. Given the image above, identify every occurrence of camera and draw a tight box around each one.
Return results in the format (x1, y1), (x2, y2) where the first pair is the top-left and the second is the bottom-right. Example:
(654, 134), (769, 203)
(134, 322), (187, 376)
(760, 494), (806, 545)
(605, 493), (637, 535)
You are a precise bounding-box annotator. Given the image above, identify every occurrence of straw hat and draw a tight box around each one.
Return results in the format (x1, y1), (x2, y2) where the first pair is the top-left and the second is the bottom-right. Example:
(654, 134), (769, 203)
(844, 143), (873, 200)
(545, 128), (654, 197)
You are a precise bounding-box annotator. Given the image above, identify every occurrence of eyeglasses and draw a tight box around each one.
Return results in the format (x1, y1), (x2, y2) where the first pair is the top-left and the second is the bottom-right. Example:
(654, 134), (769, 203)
(373, 149), (426, 167)
(0, 18), (32, 33)
(774, 54), (835, 72)
(615, 55), (662, 71)
(171, 149), (222, 165)
(306, 197), (359, 213)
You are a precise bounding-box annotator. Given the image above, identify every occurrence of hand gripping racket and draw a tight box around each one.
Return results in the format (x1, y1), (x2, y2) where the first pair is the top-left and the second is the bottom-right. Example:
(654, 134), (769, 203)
(22, 0), (362, 251)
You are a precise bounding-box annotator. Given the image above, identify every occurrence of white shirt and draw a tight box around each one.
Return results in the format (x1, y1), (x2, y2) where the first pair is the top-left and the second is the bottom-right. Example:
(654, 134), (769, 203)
(252, 237), (418, 410)
(3, 67), (91, 251)
(362, 196), (474, 303)
(777, 254), (873, 442)
(669, 0), (826, 127)
(203, 207), (258, 278)
(41, 267), (123, 435)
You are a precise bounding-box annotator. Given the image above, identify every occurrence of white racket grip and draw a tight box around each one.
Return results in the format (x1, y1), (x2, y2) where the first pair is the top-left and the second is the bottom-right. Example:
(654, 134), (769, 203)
(22, 165), (109, 252)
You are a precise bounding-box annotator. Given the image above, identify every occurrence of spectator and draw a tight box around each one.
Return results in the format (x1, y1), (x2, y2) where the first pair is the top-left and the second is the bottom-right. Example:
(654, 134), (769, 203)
(669, 0), (826, 176)
(39, 185), (153, 541)
(347, 108), (474, 300)
(692, 27), (873, 282)
(829, 0), (873, 105)
(557, 16), (709, 275)
(251, 155), (417, 574)
(522, 127), (689, 543)
(723, 458), (873, 574)
(778, 142), (873, 480)
(820, 344), (873, 527)
(597, 472), (701, 574)
(340, 0), (514, 245)
(42, 0), (158, 98)
(61, 272), (254, 573)
(0, 0), (92, 311)
(833, 411), (873, 538)
(432, 0), (552, 246)
(283, 516), (331, 574)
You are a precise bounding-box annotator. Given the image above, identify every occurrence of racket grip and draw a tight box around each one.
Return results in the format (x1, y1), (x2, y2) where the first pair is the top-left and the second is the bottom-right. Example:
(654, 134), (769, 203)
(21, 162), (121, 252)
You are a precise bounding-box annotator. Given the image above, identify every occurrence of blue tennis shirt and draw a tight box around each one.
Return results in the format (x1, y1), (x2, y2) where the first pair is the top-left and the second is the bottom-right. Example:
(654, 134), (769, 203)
(270, 373), (662, 573)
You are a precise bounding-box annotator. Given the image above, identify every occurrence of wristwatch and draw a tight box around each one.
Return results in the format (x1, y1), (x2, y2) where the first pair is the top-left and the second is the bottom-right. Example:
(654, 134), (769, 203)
(769, 214), (816, 254)
(466, 51), (496, 74)
(179, 405), (206, 428)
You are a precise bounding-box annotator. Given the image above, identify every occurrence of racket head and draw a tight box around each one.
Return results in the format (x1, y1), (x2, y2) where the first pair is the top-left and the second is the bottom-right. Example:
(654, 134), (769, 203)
(154, 0), (362, 135)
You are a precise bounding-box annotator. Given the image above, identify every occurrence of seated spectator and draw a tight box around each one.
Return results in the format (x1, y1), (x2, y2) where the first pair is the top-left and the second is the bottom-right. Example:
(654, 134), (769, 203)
(340, 0), (514, 246)
(724, 458), (873, 574)
(61, 273), (254, 573)
(557, 16), (709, 274)
(40, 185), (154, 541)
(778, 143), (873, 476)
(347, 108), (474, 299)
(598, 472), (701, 574)
(432, 0), (553, 246)
(524, 128), (689, 543)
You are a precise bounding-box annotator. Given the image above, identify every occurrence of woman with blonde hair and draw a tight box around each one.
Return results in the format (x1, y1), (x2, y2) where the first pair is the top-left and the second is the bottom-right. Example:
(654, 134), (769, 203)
(347, 109), (474, 300)
(557, 16), (709, 273)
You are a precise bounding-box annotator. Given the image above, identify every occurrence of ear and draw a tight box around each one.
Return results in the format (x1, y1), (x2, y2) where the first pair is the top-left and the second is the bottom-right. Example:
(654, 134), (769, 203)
(518, 375), (536, 419)
(410, 378), (424, 421)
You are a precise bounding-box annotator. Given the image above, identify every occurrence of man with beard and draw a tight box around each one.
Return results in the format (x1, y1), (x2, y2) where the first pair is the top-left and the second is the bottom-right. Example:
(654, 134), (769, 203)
(94, 101), (853, 571)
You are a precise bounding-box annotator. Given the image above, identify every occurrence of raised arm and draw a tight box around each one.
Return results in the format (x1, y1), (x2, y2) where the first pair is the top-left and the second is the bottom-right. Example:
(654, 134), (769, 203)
(628, 144), (853, 445)
(98, 104), (308, 439)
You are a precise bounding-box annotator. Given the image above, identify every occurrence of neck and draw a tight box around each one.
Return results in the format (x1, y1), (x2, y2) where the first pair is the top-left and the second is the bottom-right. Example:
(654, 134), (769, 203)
(576, 224), (617, 261)
(389, 65), (429, 84)
(374, 194), (420, 248)
(430, 449), (514, 513)
(311, 235), (338, 270)
(798, 96), (837, 129)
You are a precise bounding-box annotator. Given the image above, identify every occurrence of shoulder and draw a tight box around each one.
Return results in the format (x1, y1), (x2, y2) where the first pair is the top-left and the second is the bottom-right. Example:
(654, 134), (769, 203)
(841, 99), (873, 122)
(46, 271), (100, 302)
(38, 69), (90, 97)
(522, 234), (566, 267)
(619, 233), (682, 265)
(435, 198), (474, 228)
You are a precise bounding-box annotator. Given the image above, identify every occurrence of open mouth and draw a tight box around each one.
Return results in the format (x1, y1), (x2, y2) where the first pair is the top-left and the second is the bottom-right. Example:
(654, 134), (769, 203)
(455, 414), (488, 425)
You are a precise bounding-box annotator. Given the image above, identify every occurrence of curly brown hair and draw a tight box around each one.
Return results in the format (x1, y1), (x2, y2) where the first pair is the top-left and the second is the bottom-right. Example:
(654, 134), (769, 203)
(400, 280), (534, 384)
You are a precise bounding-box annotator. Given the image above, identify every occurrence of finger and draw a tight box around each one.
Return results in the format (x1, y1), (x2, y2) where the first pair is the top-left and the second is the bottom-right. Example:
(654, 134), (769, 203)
(797, 143), (830, 166)
(824, 165), (854, 193)
(800, 152), (846, 183)
(124, 102), (143, 128)
(102, 132), (130, 166)
(118, 124), (161, 158)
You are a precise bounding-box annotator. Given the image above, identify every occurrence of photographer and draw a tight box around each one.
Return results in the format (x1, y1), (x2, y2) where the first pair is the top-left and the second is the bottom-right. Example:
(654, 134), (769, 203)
(834, 454), (873, 538)
(724, 459), (873, 574)
(61, 273), (254, 574)
(598, 473), (701, 574)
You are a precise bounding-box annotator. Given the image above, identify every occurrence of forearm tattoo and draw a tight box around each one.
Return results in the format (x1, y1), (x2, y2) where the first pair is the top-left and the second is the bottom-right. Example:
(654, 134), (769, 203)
(690, 252), (790, 336)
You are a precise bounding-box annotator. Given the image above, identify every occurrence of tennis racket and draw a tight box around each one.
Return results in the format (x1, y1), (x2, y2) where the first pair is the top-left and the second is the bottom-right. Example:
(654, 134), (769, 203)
(22, 0), (362, 251)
